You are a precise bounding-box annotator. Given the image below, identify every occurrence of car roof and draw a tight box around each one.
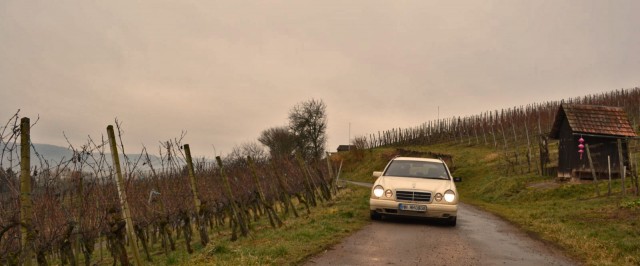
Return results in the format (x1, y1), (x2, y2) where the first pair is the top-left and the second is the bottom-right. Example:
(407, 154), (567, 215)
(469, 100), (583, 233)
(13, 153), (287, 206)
(392, 157), (443, 163)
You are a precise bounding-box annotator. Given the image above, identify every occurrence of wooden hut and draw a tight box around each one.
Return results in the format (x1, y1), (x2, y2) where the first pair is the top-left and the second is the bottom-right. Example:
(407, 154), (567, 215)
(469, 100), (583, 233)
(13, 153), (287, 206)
(549, 104), (637, 180)
(336, 145), (356, 152)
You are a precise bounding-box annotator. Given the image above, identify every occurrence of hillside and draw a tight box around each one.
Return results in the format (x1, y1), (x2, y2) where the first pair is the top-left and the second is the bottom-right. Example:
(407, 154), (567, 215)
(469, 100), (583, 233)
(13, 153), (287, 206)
(334, 143), (640, 266)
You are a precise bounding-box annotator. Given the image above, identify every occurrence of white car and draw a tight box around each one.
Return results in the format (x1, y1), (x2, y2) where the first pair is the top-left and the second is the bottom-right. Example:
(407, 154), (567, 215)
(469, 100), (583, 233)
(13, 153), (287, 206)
(369, 156), (460, 226)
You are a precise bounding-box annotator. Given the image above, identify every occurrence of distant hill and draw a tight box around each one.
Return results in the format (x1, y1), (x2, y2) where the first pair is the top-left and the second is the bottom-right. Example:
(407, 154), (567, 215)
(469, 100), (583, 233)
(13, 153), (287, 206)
(0, 143), (166, 171)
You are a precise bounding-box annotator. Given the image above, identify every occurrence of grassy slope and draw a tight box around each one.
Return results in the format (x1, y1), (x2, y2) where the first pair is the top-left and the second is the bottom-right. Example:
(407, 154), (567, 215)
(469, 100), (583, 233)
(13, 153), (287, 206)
(192, 186), (371, 266)
(414, 142), (640, 266)
(177, 150), (389, 265)
(181, 144), (639, 265)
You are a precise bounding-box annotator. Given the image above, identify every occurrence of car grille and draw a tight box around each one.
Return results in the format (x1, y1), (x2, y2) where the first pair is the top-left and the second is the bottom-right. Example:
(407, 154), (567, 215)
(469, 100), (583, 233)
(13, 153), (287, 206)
(396, 190), (431, 202)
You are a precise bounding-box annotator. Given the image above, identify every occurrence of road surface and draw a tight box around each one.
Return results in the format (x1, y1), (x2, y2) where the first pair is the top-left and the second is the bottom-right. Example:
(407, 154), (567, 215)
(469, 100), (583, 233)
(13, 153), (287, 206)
(305, 202), (577, 266)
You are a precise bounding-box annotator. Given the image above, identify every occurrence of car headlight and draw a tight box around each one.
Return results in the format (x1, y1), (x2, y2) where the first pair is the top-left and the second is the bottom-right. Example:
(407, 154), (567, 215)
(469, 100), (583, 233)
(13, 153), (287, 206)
(434, 193), (443, 202)
(444, 190), (456, 203)
(385, 189), (393, 198)
(373, 185), (384, 197)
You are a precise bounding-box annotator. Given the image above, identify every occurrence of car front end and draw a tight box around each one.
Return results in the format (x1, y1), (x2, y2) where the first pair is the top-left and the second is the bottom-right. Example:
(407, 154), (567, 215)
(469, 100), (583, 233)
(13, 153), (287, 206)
(369, 157), (459, 226)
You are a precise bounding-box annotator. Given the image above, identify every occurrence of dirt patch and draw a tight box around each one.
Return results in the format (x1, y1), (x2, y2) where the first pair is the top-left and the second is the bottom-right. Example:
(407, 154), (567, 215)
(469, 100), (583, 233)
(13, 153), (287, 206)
(527, 181), (562, 190)
(483, 152), (500, 162)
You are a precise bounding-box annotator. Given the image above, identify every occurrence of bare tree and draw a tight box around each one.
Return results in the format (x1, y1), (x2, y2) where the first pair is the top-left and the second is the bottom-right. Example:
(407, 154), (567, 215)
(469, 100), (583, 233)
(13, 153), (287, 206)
(258, 126), (296, 159)
(227, 142), (267, 165)
(288, 99), (327, 161)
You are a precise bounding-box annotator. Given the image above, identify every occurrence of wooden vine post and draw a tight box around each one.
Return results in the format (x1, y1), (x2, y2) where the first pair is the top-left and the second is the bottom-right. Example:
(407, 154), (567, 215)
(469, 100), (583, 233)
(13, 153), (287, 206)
(269, 160), (299, 218)
(184, 144), (209, 247)
(325, 152), (337, 194)
(295, 152), (319, 206)
(215, 156), (249, 239)
(585, 144), (600, 196)
(107, 125), (144, 266)
(625, 142), (639, 196)
(143, 151), (175, 253)
(247, 156), (282, 228)
(19, 117), (33, 266)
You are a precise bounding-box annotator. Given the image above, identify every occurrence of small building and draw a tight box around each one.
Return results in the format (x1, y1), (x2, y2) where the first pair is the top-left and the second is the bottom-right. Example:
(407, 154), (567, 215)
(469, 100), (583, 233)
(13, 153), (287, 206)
(336, 145), (356, 152)
(549, 103), (637, 180)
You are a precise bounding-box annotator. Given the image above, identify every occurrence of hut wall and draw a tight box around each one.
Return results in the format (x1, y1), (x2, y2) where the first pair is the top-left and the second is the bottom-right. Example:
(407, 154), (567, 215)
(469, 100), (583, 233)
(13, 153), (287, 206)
(570, 136), (629, 179)
(557, 124), (629, 179)
(557, 120), (573, 178)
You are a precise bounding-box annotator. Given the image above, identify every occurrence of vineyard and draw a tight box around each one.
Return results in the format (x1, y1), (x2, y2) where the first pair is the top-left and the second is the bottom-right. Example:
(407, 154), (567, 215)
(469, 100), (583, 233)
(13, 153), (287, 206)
(2, 87), (640, 266)
(356, 87), (640, 179)
(0, 116), (337, 265)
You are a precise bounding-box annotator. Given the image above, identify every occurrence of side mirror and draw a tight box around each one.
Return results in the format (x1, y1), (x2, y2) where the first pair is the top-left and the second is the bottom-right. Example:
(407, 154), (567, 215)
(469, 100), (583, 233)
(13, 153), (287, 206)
(453, 177), (462, 182)
(372, 171), (383, 178)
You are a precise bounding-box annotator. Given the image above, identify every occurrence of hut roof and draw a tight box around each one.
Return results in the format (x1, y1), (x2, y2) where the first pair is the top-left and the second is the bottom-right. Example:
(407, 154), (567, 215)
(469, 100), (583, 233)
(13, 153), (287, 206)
(550, 104), (638, 139)
(337, 145), (356, 152)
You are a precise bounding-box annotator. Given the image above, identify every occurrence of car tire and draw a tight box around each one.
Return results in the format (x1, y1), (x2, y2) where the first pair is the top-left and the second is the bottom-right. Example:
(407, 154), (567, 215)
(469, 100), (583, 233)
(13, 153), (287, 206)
(447, 216), (457, 227)
(370, 210), (382, 220)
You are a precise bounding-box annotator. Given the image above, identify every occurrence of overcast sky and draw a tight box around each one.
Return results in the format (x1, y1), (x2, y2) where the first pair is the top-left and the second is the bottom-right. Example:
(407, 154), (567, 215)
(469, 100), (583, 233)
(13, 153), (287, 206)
(1, 1), (639, 158)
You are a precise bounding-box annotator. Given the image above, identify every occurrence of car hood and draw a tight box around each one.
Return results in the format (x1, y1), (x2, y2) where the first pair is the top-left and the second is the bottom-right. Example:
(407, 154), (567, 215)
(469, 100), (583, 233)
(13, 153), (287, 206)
(375, 175), (455, 193)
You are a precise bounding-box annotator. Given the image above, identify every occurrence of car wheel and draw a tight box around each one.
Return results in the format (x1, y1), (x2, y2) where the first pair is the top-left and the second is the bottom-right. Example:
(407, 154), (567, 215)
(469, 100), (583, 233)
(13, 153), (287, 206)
(370, 210), (382, 220)
(447, 216), (457, 227)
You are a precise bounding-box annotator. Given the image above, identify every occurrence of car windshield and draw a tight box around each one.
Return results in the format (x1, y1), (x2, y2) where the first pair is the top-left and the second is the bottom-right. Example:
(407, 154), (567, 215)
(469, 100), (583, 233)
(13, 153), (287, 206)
(384, 160), (449, 179)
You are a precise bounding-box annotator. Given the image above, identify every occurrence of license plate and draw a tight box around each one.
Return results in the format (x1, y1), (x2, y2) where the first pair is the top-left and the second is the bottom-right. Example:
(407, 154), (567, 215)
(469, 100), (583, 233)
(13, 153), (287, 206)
(398, 203), (427, 212)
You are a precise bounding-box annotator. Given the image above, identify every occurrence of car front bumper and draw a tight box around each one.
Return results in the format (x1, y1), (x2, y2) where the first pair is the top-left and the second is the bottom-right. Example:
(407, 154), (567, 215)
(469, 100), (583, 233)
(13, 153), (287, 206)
(370, 198), (457, 218)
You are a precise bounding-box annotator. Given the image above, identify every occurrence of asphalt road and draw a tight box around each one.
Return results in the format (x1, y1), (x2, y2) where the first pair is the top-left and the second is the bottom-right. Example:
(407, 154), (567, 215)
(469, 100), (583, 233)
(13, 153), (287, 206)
(304, 202), (577, 266)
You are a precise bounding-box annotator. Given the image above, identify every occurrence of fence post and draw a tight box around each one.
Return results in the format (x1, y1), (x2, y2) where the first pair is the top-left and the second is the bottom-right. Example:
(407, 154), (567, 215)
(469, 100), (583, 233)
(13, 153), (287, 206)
(106, 125), (144, 266)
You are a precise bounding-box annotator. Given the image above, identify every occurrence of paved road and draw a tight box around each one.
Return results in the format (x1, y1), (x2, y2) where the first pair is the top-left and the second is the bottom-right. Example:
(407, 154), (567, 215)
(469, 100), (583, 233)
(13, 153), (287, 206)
(305, 202), (577, 266)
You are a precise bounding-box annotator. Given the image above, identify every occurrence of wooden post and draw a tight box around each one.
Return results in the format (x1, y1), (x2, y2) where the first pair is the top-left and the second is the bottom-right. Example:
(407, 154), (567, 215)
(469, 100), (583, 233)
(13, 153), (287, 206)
(631, 156), (640, 196)
(524, 122), (532, 173)
(184, 144), (208, 247)
(617, 139), (625, 196)
(608, 156), (612, 197)
(247, 156), (282, 228)
(491, 124), (497, 148)
(625, 141), (638, 196)
(19, 117), (33, 266)
(295, 152), (320, 206)
(537, 113), (544, 176)
(337, 160), (343, 187)
(481, 124), (488, 145)
(269, 160), (299, 218)
(474, 124), (479, 145)
(107, 125), (144, 266)
(325, 152), (336, 194)
(585, 144), (600, 196)
(215, 156), (249, 238)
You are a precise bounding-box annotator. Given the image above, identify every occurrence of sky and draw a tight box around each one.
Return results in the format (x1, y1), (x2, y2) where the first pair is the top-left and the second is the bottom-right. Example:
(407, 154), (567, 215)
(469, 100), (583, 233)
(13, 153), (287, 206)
(1, 0), (639, 158)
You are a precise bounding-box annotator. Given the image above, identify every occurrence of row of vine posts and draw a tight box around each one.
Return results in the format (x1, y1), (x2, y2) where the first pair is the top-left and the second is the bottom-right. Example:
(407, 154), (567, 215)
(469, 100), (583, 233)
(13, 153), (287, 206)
(0, 113), (338, 265)
(356, 87), (640, 194)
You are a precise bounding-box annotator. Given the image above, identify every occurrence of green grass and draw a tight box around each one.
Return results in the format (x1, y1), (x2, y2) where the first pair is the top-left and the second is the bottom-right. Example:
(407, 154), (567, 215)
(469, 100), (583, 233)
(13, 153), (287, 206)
(167, 142), (639, 265)
(183, 186), (371, 265)
(415, 142), (640, 266)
